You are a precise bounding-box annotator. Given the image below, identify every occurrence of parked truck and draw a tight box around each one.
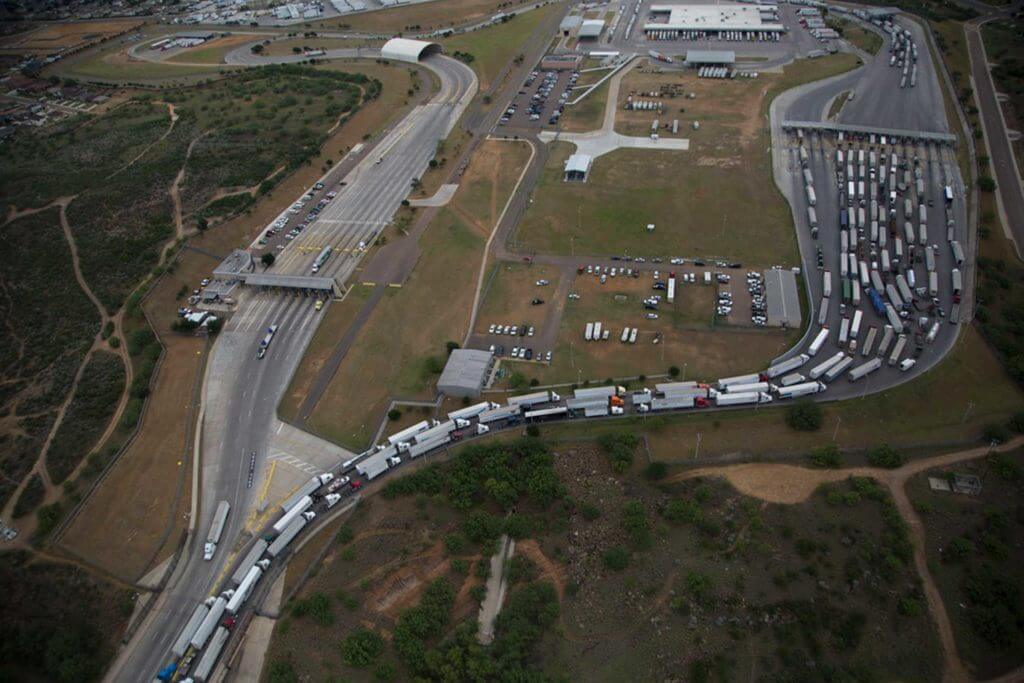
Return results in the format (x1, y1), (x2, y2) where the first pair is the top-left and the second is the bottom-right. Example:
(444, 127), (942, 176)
(775, 381), (825, 399)
(765, 353), (810, 379)
(823, 355), (855, 382)
(808, 326), (830, 356)
(273, 496), (312, 535)
(809, 351), (845, 380)
(847, 357), (882, 381)
(888, 334), (908, 366)
(204, 501), (230, 561)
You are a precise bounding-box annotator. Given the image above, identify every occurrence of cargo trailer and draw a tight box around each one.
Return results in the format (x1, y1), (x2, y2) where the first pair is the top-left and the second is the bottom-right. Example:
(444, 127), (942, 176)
(724, 381), (770, 394)
(172, 602), (210, 657)
(950, 241), (964, 266)
(478, 404), (522, 425)
(888, 334), (908, 366)
(847, 357), (882, 381)
(823, 355), (855, 382)
(808, 327), (830, 356)
(226, 565), (262, 615)
(714, 392), (762, 407)
(951, 268), (962, 296)
(717, 373), (760, 389)
(231, 539), (269, 586)
(507, 390), (560, 408)
(779, 372), (806, 387)
(775, 381), (825, 399)
(862, 326), (878, 356)
(523, 406), (569, 421)
(808, 351), (845, 380)
(585, 322), (594, 341)
(267, 516), (307, 558)
(190, 596), (227, 650)
(818, 296), (830, 326)
(204, 500), (230, 561)
(766, 354), (811, 379)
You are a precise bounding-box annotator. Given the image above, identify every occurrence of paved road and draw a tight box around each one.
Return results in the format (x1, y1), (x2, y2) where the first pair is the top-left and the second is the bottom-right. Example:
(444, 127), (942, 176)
(965, 19), (1024, 256)
(107, 51), (476, 683)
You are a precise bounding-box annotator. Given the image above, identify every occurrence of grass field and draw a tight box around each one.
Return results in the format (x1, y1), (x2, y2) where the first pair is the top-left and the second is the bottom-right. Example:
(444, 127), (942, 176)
(262, 37), (382, 56)
(323, 0), (537, 32)
(536, 326), (1023, 462)
(164, 33), (268, 64)
(827, 16), (884, 55)
(306, 139), (531, 450)
(518, 57), (859, 266)
(0, 18), (142, 54)
(53, 38), (228, 83)
(475, 262), (562, 336)
(559, 79), (609, 132)
(438, 4), (560, 90)
(907, 449), (1024, 679)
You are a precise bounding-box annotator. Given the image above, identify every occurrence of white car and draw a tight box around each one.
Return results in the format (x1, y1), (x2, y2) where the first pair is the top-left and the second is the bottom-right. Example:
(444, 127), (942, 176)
(511, 346), (520, 358)
(488, 324), (497, 334)
(545, 351), (552, 361)
(527, 326), (535, 336)
(535, 279), (549, 286)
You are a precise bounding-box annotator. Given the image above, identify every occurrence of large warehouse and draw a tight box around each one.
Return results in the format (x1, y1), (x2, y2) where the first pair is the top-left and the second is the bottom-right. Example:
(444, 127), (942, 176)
(645, 4), (784, 36)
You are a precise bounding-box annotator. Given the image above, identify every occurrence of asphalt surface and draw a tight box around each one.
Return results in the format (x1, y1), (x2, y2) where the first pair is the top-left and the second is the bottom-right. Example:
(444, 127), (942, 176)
(108, 51), (476, 683)
(770, 16), (968, 400)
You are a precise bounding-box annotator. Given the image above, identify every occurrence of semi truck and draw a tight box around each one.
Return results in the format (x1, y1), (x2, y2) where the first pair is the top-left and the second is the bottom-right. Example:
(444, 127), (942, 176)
(823, 355), (854, 382)
(723, 381), (771, 395)
(267, 517), (306, 558)
(507, 390), (560, 408)
(273, 496), (313, 535)
(888, 334), (908, 366)
(204, 501), (230, 561)
(847, 357), (882, 381)
(808, 326), (830, 356)
(809, 351), (845, 380)
(447, 401), (499, 421)
(192, 626), (229, 683)
(717, 373), (760, 389)
(226, 561), (268, 615)
(311, 246), (332, 273)
(765, 354), (810, 379)
(172, 601), (211, 657)
(256, 324), (279, 359)
(190, 594), (229, 650)
(775, 381), (825, 399)
(231, 539), (269, 586)
(714, 392), (770, 407)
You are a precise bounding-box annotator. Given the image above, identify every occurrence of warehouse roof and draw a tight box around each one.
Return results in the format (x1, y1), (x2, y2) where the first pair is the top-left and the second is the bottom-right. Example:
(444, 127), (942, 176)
(578, 19), (605, 38)
(560, 15), (583, 31)
(380, 38), (443, 63)
(438, 349), (494, 398)
(764, 269), (802, 328)
(685, 50), (736, 65)
(646, 4), (784, 31)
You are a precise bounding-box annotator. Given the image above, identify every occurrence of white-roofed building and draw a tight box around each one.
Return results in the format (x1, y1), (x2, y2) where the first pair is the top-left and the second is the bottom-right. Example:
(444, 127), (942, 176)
(578, 19), (605, 39)
(645, 4), (785, 36)
(380, 38), (443, 63)
(564, 153), (592, 182)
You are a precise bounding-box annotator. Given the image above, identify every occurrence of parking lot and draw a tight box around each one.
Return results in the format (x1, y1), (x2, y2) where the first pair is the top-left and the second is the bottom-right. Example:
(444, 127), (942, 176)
(498, 67), (579, 129)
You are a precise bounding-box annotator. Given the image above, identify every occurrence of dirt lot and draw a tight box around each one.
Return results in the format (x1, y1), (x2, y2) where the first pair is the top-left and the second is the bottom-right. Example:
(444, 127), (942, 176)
(0, 19), (143, 54)
(305, 140), (531, 450)
(503, 270), (793, 387)
(906, 449), (1024, 679)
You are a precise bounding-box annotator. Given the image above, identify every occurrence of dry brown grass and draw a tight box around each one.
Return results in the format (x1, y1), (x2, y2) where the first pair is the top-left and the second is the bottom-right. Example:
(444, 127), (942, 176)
(0, 19), (143, 54)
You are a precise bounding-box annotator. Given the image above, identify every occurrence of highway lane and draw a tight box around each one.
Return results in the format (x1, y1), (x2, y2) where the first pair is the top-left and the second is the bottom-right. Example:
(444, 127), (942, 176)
(108, 50), (476, 683)
(965, 20), (1024, 256)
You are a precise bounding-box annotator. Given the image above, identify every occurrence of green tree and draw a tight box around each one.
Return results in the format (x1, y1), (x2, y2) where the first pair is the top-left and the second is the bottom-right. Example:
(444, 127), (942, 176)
(261, 252), (276, 268)
(786, 399), (823, 431)
(603, 546), (630, 570)
(387, 408), (402, 421)
(867, 444), (903, 468)
(341, 628), (384, 667)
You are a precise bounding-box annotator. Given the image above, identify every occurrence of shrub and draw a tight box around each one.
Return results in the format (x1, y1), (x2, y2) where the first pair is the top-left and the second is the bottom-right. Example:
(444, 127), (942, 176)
(525, 424), (540, 438)
(645, 461), (668, 480)
(982, 422), (1011, 444)
(336, 524), (354, 545)
(809, 443), (842, 468)
(785, 399), (823, 431)
(944, 536), (974, 563)
(867, 444), (903, 468)
(291, 592), (333, 626)
(987, 452), (1021, 481)
(341, 628), (384, 667)
(622, 501), (652, 549)
(662, 499), (701, 524)
(978, 176), (996, 192)
(579, 501), (601, 520)
(387, 408), (402, 421)
(603, 546), (630, 570)
(599, 433), (638, 473)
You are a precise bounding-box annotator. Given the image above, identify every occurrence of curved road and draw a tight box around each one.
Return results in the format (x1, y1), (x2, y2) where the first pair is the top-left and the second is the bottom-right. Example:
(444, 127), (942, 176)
(106, 50), (476, 683)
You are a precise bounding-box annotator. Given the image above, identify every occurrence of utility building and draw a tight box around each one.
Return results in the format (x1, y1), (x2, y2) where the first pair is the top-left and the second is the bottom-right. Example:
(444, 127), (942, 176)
(563, 153), (593, 182)
(578, 19), (606, 39)
(685, 50), (735, 67)
(645, 4), (784, 37)
(438, 349), (494, 398)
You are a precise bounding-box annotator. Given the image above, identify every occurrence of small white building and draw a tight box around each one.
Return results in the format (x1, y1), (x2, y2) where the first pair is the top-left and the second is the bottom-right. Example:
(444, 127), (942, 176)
(564, 153), (592, 182)
(380, 38), (443, 63)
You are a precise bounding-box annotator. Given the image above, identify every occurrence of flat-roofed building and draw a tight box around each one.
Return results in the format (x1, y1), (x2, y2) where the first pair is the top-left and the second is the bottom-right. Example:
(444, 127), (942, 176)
(764, 268), (801, 328)
(645, 4), (785, 37)
(438, 349), (494, 398)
